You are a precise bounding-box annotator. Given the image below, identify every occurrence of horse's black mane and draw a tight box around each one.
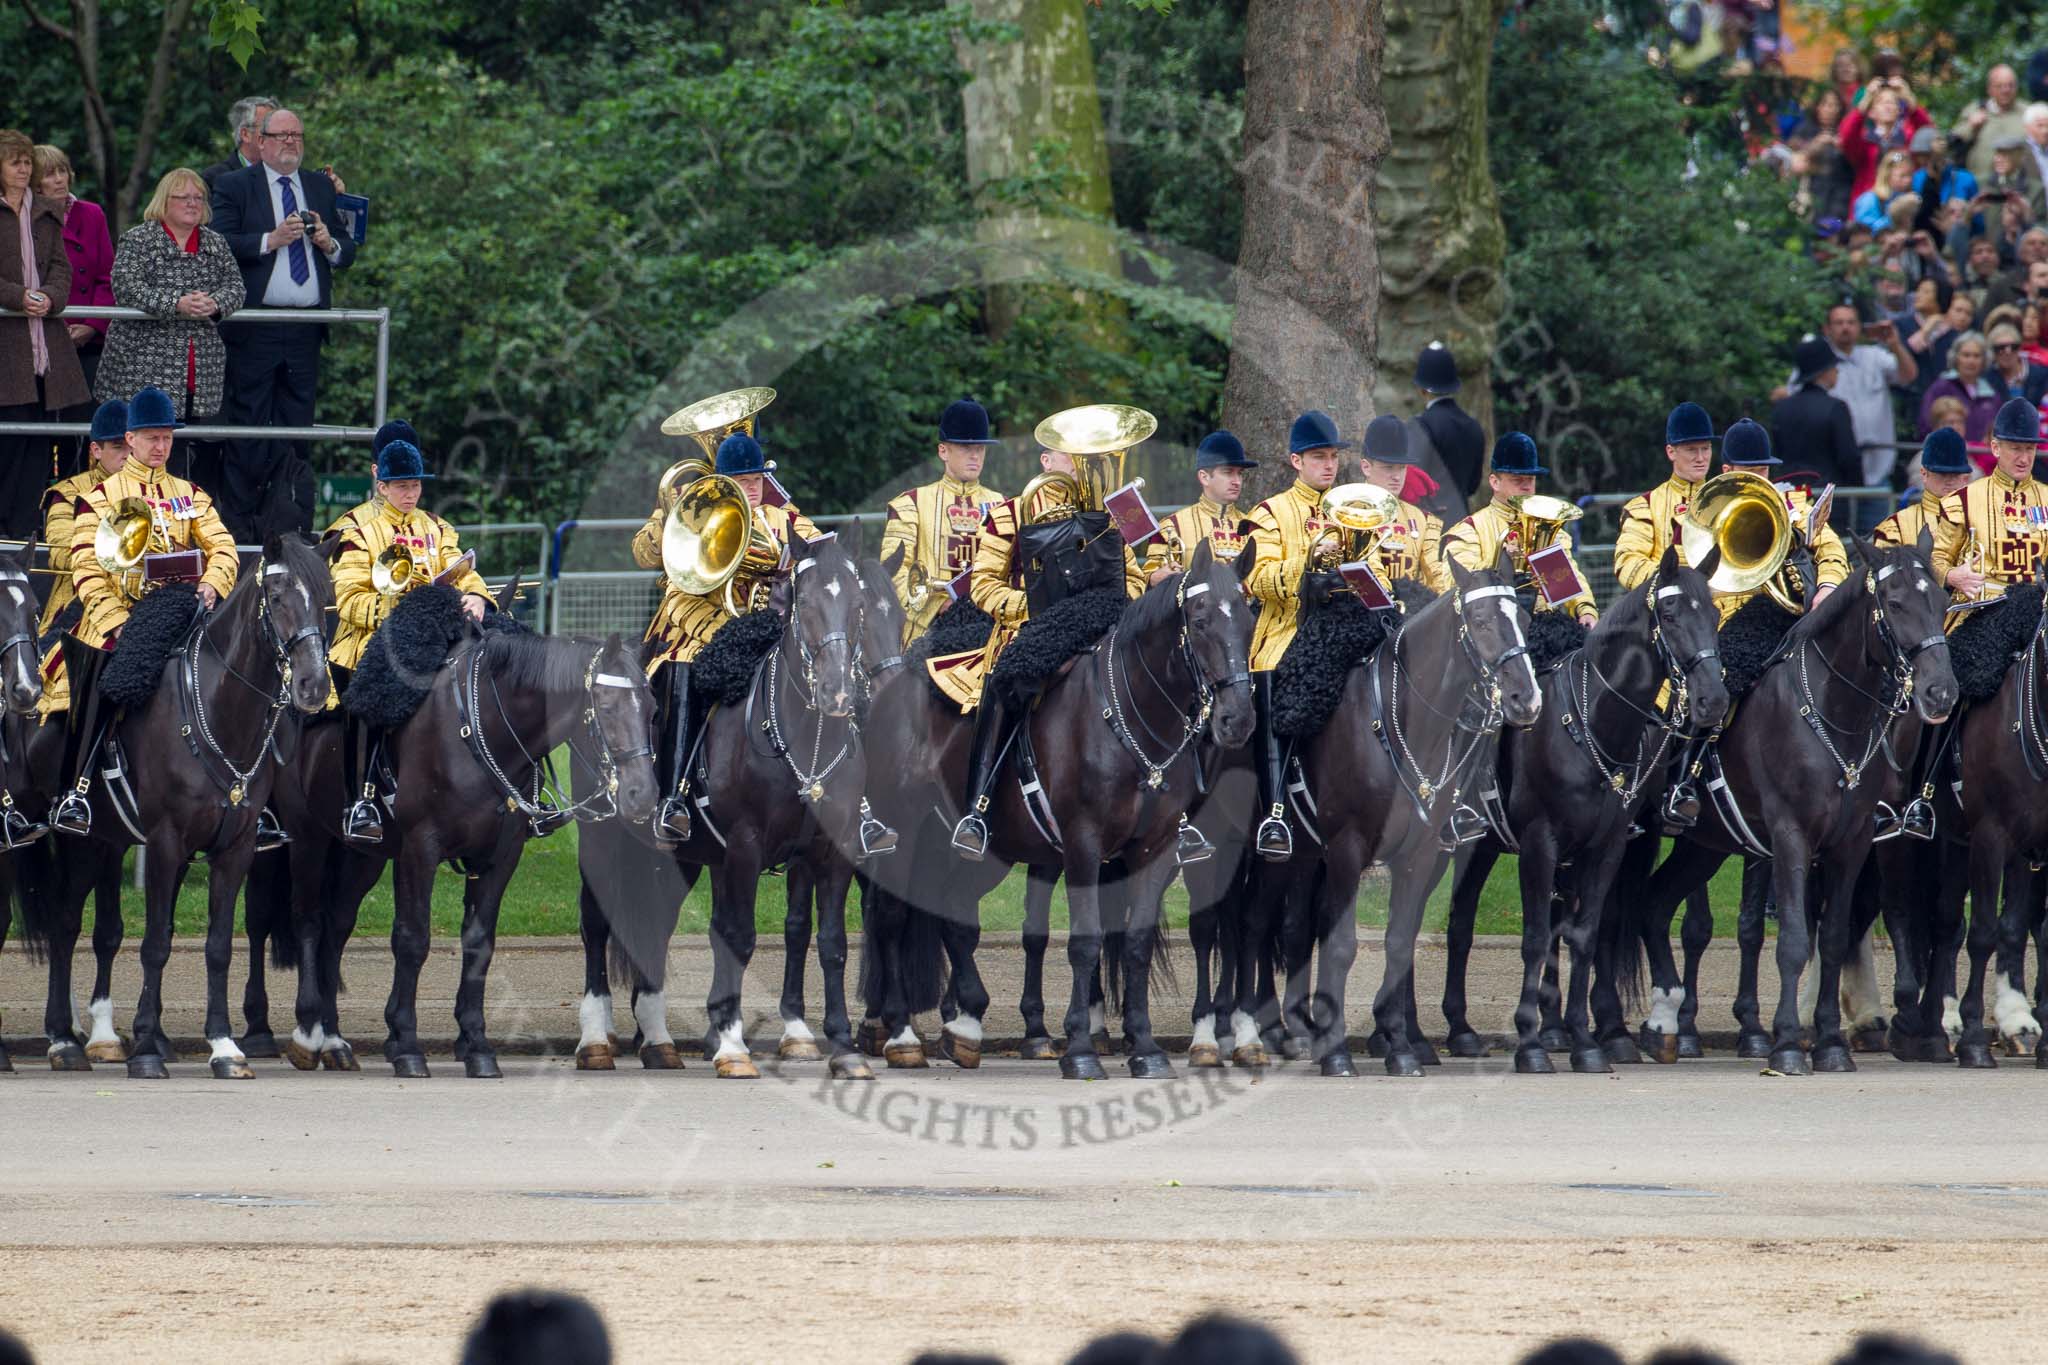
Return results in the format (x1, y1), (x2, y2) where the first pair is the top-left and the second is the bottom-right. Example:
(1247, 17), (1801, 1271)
(1120, 566), (1184, 638)
(481, 628), (598, 696)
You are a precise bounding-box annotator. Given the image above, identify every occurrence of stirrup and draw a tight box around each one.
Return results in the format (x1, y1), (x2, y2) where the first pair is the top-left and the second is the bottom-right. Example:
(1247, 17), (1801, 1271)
(1438, 803), (1489, 852)
(1900, 796), (1936, 841)
(51, 787), (92, 837)
(342, 796), (384, 846)
(1255, 804), (1292, 862)
(951, 812), (991, 861)
(1662, 780), (1700, 831)
(857, 799), (897, 858)
(1175, 814), (1214, 866)
(0, 804), (46, 849)
(655, 792), (692, 843)
(529, 803), (573, 838)
(255, 808), (290, 852)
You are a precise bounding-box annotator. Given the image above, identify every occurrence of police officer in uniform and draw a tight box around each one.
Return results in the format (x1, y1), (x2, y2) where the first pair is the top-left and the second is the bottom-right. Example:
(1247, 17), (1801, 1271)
(57, 387), (239, 834)
(1932, 397), (2048, 603)
(1438, 432), (1600, 627)
(1143, 429), (1255, 581)
(881, 399), (1005, 641)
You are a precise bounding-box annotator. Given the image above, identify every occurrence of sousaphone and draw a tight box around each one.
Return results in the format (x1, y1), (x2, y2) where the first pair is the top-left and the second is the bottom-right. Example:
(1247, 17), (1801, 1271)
(1022, 403), (1157, 525)
(657, 386), (777, 510)
(1680, 469), (1798, 612)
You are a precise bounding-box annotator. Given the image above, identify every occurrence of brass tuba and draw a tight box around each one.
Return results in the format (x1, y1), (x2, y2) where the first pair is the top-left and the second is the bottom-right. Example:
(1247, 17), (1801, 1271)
(1507, 493), (1584, 559)
(1021, 403), (1157, 525)
(657, 387), (776, 509)
(1309, 482), (1401, 569)
(660, 471), (780, 614)
(371, 543), (416, 597)
(92, 497), (154, 574)
(1680, 469), (1798, 612)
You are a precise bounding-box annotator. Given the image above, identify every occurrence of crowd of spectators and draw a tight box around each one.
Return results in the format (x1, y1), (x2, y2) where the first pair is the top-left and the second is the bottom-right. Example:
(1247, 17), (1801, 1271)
(0, 93), (353, 545)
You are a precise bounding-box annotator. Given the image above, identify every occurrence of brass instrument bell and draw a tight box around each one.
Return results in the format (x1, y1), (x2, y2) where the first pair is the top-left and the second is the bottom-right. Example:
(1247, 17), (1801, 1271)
(1309, 482), (1400, 569)
(92, 497), (154, 573)
(660, 387), (777, 458)
(1020, 403), (1158, 526)
(1506, 493), (1584, 560)
(371, 543), (417, 597)
(1680, 469), (1798, 612)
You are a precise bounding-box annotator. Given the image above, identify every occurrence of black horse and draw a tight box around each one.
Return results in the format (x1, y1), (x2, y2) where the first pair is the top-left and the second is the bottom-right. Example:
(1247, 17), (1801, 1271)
(18, 535), (336, 1079)
(577, 531), (872, 1078)
(1607, 535), (1957, 1074)
(1255, 555), (1544, 1077)
(860, 539), (1256, 1079)
(1439, 546), (1729, 1073)
(0, 549), (61, 1070)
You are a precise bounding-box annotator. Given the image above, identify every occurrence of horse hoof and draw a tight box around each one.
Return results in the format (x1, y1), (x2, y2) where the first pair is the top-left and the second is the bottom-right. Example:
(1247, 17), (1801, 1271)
(858, 1019), (888, 1058)
(937, 1032), (981, 1070)
(1059, 1052), (1108, 1081)
(883, 1042), (927, 1069)
(1602, 1036), (1642, 1065)
(1675, 1033), (1704, 1060)
(1651, 1032), (1680, 1066)
(1279, 1034), (1313, 1063)
(2035, 1045), (2048, 1071)
(1445, 1031), (1489, 1059)
(1515, 1045), (1555, 1075)
(0, 1048), (11, 1073)
(1318, 1051), (1356, 1078)
(238, 1031), (280, 1060)
(1812, 1043), (1856, 1073)
(1736, 1032), (1773, 1060)
(322, 1042), (360, 1072)
(575, 1043), (615, 1070)
(714, 1054), (759, 1079)
(778, 1037), (822, 1062)
(464, 1053), (502, 1079)
(1384, 1051), (1425, 1078)
(285, 1037), (320, 1071)
(1231, 1044), (1268, 1069)
(1570, 1046), (1612, 1074)
(85, 1037), (127, 1064)
(1018, 1036), (1060, 1062)
(210, 1056), (255, 1080)
(391, 1055), (431, 1079)
(1851, 1026), (1889, 1054)
(1767, 1047), (1810, 1076)
(1538, 1026), (1571, 1052)
(1129, 1053), (1176, 1080)
(829, 1052), (874, 1080)
(1888, 1029), (1939, 1064)
(127, 1054), (168, 1080)
(1091, 1030), (1118, 1057)
(1956, 1040), (1998, 1070)
(1187, 1043), (1222, 1068)
(1413, 1039), (1443, 1067)
(48, 1042), (90, 1072)
(637, 1042), (683, 1070)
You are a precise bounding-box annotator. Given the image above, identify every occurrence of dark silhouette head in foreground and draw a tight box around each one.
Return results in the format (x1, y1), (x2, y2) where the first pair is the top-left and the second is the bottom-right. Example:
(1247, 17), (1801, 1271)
(1518, 1341), (1626, 1365)
(1158, 1315), (1298, 1365)
(1832, 1336), (1963, 1365)
(459, 1289), (611, 1365)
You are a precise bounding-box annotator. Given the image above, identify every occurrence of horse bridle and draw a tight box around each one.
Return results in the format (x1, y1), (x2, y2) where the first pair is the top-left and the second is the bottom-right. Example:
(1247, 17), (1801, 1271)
(1792, 563), (1947, 791)
(462, 643), (651, 833)
(179, 559), (329, 810)
(1101, 570), (1250, 790)
(0, 566), (38, 697)
(1564, 582), (1721, 803)
(763, 552), (865, 805)
(1374, 580), (1528, 814)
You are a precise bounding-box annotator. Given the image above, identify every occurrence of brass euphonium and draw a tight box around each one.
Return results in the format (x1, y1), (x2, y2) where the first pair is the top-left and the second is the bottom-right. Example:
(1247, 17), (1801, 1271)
(1679, 469), (1799, 613)
(1506, 493), (1584, 559)
(660, 471), (781, 616)
(371, 544), (417, 597)
(657, 387), (776, 510)
(1022, 403), (1158, 525)
(92, 497), (154, 574)
(1309, 482), (1401, 569)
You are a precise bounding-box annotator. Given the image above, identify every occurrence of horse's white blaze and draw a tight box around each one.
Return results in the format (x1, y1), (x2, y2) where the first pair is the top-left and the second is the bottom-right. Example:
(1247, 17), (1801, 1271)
(824, 577), (842, 597)
(576, 992), (612, 1051)
(1647, 985), (1684, 1035)
(85, 997), (118, 1049)
(1231, 1010), (1259, 1051)
(291, 1023), (326, 1054)
(1089, 1002), (1107, 1036)
(1942, 995), (1963, 1044)
(1842, 930), (1884, 1029)
(1993, 974), (2039, 1042)
(1217, 599), (1233, 618)
(780, 1017), (816, 1043)
(944, 1015), (982, 1044)
(887, 1024), (919, 1048)
(711, 1019), (748, 1061)
(208, 1037), (246, 1063)
(634, 991), (674, 1047)
(1191, 1016), (1218, 1050)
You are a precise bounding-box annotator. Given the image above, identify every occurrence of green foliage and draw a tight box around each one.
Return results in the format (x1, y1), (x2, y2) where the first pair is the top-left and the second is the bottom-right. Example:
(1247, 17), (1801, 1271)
(206, 0), (267, 70)
(1809, 0), (2048, 78)
(1488, 1), (1833, 498)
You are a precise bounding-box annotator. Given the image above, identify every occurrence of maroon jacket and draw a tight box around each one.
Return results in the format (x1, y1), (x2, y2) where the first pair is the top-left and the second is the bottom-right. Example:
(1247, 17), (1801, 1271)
(59, 197), (114, 342)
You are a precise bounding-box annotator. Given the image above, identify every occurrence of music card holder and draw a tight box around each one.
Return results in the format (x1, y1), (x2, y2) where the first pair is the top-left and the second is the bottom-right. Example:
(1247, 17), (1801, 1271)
(760, 471), (791, 508)
(1103, 479), (1162, 547)
(1337, 558), (1396, 611)
(142, 550), (203, 584)
(1526, 542), (1584, 607)
(944, 567), (974, 602)
(1807, 483), (1835, 543)
(431, 549), (477, 587)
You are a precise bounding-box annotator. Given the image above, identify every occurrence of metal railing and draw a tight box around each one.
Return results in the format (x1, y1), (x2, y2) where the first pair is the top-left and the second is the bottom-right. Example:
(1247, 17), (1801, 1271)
(0, 304), (390, 440)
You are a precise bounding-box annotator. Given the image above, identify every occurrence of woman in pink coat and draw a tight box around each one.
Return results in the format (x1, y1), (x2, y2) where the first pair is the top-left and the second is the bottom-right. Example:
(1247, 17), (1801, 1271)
(31, 146), (112, 397)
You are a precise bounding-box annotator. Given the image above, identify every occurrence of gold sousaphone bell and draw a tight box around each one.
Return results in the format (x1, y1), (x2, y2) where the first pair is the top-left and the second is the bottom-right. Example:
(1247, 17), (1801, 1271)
(658, 386), (786, 614)
(1021, 403), (1158, 525)
(1680, 468), (1799, 613)
(657, 386), (777, 511)
(1507, 493), (1585, 559)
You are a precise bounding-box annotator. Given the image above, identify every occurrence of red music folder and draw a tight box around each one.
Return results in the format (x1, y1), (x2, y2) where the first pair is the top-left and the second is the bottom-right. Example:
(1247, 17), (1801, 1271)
(1103, 479), (1161, 547)
(760, 471), (791, 508)
(1337, 558), (1395, 610)
(142, 550), (203, 584)
(1527, 542), (1584, 607)
(944, 567), (974, 602)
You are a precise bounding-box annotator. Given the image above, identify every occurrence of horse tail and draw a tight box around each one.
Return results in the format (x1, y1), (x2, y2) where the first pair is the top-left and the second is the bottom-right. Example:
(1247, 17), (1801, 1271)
(11, 835), (56, 962)
(1602, 836), (1654, 1015)
(244, 848), (297, 973)
(900, 902), (948, 1015)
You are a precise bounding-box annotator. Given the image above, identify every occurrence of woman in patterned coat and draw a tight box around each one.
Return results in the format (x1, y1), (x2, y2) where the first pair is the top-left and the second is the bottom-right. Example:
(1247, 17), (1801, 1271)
(95, 167), (244, 420)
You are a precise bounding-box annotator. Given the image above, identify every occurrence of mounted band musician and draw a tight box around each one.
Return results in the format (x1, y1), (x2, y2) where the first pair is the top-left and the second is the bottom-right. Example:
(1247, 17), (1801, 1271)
(327, 424), (492, 844)
(1142, 429), (1257, 581)
(35, 399), (129, 721)
(880, 398), (1004, 643)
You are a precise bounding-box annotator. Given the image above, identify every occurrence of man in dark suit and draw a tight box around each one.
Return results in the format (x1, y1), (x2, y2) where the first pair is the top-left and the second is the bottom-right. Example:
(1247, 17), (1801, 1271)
(1772, 335), (1864, 532)
(210, 106), (356, 542)
(1405, 340), (1487, 524)
(199, 94), (278, 189)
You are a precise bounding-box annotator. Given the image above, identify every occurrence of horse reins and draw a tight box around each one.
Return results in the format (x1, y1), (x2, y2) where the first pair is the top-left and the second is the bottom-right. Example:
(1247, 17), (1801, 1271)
(461, 643), (648, 833)
(180, 560), (327, 810)
(1790, 565), (1945, 792)
(1099, 573), (1247, 791)
(1561, 583), (1717, 806)
(1372, 582), (1526, 817)
(762, 554), (864, 806)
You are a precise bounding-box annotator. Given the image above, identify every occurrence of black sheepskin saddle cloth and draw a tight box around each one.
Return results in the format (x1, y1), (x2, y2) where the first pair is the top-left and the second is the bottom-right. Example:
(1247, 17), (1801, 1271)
(910, 598), (995, 704)
(986, 586), (1127, 710)
(1527, 610), (1590, 672)
(690, 609), (785, 708)
(1718, 593), (1802, 700)
(345, 585), (524, 729)
(100, 582), (202, 709)
(1951, 583), (2046, 705)
(1271, 578), (1434, 740)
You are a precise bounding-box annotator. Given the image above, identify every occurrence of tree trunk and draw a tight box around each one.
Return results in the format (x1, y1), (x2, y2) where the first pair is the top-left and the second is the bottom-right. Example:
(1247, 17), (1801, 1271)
(1372, 0), (1507, 442)
(960, 0), (1123, 346)
(117, 0), (200, 231)
(1222, 0), (1390, 504)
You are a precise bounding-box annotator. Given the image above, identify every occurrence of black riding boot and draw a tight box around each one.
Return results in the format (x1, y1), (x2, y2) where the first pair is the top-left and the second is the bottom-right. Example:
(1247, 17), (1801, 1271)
(342, 721), (385, 846)
(951, 690), (1017, 861)
(1662, 734), (1706, 831)
(655, 661), (695, 843)
(53, 647), (111, 837)
(1252, 673), (1292, 862)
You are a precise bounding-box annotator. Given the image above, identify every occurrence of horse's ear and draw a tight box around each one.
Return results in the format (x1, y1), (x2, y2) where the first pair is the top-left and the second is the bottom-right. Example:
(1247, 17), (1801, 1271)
(262, 532), (284, 562)
(837, 520), (864, 559)
(1448, 551), (1477, 593)
(1187, 536), (1215, 575)
(317, 530), (344, 564)
(1234, 536), (1257, 584)
(768, 575), (793, 616)
(880, 542), (905, 580)
(1490, 539), (1513, 578)
(1844, 532), (1870, 568)
(603, 630), (624, 659)
(1657, 543), (1679, 581)
(789, 529), (811, 559)
(1916, 523), (1935, 564)
(1694, 544), (1722, 582)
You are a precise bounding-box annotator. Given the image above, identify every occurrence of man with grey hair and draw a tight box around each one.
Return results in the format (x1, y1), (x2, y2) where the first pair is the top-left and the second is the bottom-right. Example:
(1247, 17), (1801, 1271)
(2023, 103), (2048, 220)
(200, 94), (280, 188)
(1952, 64), (2027, 181)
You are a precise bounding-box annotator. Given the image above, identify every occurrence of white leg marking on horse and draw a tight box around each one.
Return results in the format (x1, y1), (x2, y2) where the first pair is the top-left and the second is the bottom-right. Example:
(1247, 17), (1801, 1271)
(1089, 1002), (1107, 1035)
(780, 1017), (816, 1043)
(576, 992), (612, 1051)
(1191, 1016), (1218, 1050)
(1231, 1010), (1259, 1051)
(208, 1036), (246, 1063)
(1797, 962), (1821, 1030)
(711, 1019), (748, 1061)
(888, 1024), (920, 1048)
(1842, 929), (1884, 1029)
(1993, 974), (2039, 1042)
(320, 1032), (350, 1054)
(633, 992), (673, 1047)
(86, 997), (119, 1049)
(1943, 995), (1963, 1045)
(69, 991), (86, 1038)
(944, 1015), (982, 1044)
(1647, 985), (1684, 1035)
(290, 1023), (326, 1054)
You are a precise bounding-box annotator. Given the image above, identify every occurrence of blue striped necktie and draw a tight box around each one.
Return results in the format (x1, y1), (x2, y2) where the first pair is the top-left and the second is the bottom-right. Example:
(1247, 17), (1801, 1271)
(279, 176), (310, 286)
